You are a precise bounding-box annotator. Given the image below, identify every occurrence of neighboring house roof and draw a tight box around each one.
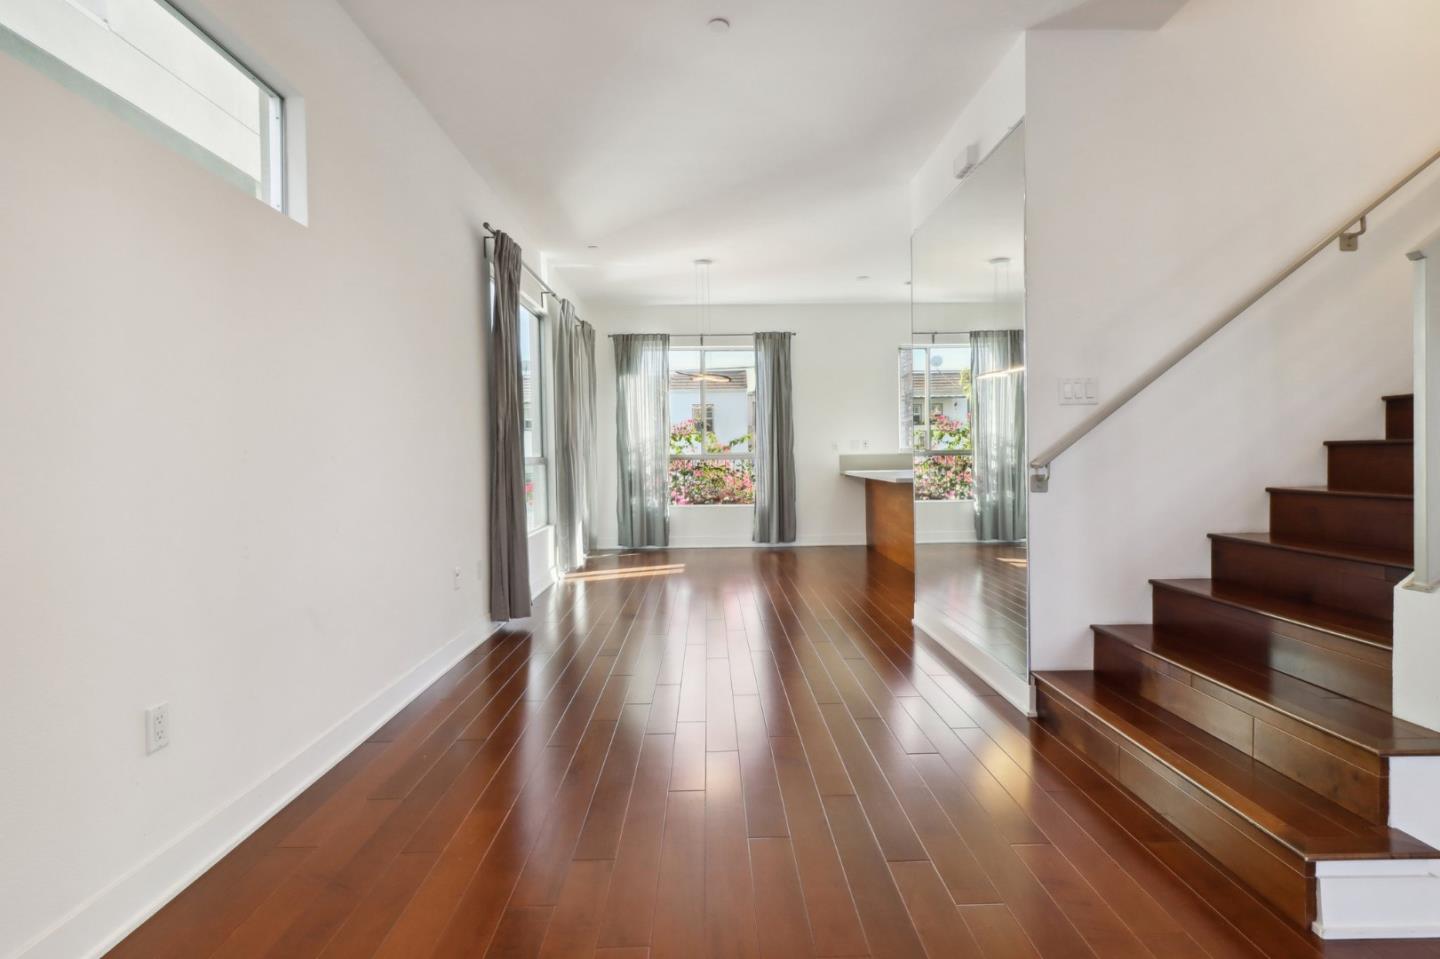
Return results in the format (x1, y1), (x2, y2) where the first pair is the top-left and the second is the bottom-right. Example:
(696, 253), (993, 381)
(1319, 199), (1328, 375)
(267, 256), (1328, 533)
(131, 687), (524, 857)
(913, 370), (969, 399)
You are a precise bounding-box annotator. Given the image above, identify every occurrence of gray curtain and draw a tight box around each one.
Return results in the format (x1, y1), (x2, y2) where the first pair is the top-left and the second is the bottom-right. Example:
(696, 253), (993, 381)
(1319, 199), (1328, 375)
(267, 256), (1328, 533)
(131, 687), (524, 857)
(614, 334), (670, 547)
(753, 332), (797, 544)
(971, 330), (1027, 542)
(553, 300), (597, 572)
(487, 231), (531, 620)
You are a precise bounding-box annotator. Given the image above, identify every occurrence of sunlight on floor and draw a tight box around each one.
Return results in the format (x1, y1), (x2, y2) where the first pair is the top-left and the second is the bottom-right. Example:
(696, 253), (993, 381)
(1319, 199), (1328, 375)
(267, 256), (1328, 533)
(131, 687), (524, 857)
(562, 563), (687, 582)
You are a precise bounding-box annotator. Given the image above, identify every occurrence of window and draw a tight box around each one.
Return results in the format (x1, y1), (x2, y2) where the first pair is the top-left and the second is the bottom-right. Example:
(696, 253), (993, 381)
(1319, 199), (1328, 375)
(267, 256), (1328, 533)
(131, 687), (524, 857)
(900, 342), (974, 501)
(1, 0), (286, 210)
(520, 305), (549, 530)
(690, 403), (715, 433)
(669, 344), (756, 505)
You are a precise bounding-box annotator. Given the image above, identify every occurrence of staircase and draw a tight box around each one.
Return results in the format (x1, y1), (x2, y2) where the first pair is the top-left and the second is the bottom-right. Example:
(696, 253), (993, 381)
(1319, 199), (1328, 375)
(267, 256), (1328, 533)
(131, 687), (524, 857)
(1035, 392), (1440, 931)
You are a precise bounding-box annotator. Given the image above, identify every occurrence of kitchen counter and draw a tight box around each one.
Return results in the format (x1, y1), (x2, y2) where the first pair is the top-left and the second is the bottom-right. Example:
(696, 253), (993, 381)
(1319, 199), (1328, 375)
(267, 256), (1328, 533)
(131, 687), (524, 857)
(843, 468), (914, 572)
(842, 469), (914, 484)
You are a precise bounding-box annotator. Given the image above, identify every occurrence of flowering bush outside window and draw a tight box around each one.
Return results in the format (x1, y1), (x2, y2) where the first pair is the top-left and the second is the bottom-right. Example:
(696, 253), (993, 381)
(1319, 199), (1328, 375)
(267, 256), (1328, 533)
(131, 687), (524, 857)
(668, 419), (755, 504)
(915, 410), (974, 501)
(915, 455), (973, 500)
(925, 411), (969, 450)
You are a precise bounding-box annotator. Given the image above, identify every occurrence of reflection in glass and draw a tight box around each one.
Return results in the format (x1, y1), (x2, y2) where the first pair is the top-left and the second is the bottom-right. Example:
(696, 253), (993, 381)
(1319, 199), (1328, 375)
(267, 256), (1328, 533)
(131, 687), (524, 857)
(910, 124), (1029, 689)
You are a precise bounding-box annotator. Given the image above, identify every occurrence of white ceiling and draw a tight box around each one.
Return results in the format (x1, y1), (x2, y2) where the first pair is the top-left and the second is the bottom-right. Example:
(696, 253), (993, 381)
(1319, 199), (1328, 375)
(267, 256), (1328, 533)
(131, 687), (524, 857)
(338, 0), (1082, 305)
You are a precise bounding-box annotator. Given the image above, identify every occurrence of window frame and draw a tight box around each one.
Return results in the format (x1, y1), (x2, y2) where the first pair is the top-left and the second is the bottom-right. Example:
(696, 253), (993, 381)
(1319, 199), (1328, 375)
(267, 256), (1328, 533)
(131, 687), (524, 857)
(159, 0), (288, 210)
(903, 338), (977, 503)
(668, 340), (756, 502)
(903, 339), (975, 457)
(0, 0), (290, 212)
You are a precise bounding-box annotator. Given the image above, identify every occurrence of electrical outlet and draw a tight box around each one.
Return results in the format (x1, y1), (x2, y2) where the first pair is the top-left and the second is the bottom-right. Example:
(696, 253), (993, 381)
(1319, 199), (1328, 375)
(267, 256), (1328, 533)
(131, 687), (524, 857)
(453, 567), (462, 591)
(145, 703), (170, 754)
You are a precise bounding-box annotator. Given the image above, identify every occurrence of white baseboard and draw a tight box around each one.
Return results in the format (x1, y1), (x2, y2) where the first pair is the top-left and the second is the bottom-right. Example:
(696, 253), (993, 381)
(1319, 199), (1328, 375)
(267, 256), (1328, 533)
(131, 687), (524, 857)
(16, 619), (501, 959)
(531, 565), (558, 600)
(914, 531), (978, 544)
(1312, 858), (1440, 939)
(597, 534), (867, 550)
(913, 603), (1035, 716)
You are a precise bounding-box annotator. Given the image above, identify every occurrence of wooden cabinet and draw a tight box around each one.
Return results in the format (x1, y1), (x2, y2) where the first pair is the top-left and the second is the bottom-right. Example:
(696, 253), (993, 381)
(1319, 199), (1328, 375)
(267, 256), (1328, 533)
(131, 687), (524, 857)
(863, 479), (914, 572)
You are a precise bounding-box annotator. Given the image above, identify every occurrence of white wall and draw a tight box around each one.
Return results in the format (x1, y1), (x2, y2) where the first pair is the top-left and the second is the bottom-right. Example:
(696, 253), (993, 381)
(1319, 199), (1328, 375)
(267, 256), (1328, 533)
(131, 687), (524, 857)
(916, 500), (976, 544)
(1023, 0), (1440, 669)
(587, 303), (911, 549)
(0, 0), (574, 955)
(912, 300), (1023, 333)
(909, 35), (1025, 229)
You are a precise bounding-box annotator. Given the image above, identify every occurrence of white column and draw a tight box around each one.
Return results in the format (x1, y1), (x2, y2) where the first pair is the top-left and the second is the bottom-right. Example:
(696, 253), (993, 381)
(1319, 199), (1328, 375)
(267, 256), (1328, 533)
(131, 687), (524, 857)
(1395, 234), (1440, 732)
(1411, 239), (1440, 589)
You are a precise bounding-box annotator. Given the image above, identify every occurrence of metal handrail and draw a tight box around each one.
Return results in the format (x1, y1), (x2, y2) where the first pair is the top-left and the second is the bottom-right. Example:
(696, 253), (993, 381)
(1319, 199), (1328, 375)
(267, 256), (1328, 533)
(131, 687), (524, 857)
(1028, 144), (1440, 490)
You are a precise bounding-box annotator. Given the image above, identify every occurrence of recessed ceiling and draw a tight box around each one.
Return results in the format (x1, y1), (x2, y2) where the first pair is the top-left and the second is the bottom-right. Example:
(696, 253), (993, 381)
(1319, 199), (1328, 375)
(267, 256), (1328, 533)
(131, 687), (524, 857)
(337, 0), (1083, 305)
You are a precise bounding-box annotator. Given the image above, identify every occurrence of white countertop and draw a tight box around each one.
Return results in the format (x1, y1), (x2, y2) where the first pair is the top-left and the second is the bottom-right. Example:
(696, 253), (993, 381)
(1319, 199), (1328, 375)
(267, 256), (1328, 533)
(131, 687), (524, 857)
(842, 469), (914, 484)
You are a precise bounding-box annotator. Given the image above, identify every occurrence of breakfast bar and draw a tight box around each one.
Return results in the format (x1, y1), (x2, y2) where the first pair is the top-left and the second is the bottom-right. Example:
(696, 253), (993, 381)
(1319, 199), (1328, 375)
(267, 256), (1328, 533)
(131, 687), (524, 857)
(842, 468), (914, 572)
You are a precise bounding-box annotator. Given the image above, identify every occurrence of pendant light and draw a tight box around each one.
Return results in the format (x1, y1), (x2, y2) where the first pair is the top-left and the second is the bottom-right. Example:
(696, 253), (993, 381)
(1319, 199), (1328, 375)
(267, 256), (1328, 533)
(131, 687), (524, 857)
(977, 256), (1024, 380)
(687, 257), (732, 384)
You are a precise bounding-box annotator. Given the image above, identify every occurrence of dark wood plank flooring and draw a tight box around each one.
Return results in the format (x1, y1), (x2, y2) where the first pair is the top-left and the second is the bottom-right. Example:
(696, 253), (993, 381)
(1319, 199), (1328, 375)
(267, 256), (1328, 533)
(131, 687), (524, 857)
(109, 547), (1440, 958)
(916, 542), (1029, 677)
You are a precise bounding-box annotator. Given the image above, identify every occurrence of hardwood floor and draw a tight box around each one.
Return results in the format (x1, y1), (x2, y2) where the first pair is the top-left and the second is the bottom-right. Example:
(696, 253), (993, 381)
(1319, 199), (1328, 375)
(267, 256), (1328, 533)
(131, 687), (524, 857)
(916, 542), (1028, 677)
(109, 547), (1440, 958)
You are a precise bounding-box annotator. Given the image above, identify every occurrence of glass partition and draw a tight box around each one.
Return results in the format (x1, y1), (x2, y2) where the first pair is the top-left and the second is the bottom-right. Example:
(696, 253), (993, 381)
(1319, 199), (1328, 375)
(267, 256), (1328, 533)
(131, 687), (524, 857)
(910, 124), (1029, 691)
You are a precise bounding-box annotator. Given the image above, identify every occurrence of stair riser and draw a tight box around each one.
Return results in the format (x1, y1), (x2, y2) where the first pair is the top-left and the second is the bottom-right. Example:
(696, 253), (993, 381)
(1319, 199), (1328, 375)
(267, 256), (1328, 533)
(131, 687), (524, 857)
(1036, 680), (1314, 927)
(1152, 586), (1392, 711)
(1094, 631), (1388, 822)
(1327, 444), (1413, 495)
(1269, 491), (1413, 554)
(1386, 396), (1414, 441)
(1210, 539), (1405, 624)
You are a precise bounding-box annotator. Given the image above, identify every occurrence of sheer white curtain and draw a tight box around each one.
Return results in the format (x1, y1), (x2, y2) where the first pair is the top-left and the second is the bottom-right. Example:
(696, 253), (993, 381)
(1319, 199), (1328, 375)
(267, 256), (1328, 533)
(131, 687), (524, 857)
(970, 330), (1027, 542)
(553, 300), (597, 571)
(613, 334), (670, 547)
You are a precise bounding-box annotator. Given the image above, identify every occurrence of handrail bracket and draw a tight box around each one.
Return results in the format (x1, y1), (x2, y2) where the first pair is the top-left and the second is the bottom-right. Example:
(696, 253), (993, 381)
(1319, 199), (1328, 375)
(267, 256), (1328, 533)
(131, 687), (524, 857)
(1029, 464), (1050, 493)
(1339, 215), (1368, 252)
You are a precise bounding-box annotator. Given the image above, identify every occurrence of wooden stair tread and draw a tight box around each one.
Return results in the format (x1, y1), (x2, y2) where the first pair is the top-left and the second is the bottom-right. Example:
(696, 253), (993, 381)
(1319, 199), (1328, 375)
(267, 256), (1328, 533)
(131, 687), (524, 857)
(1094, 624), (1440, 756)
(1150, 578), (1392, 648)
(1381, 393), (1414, 402)
(1265, 485), (1412, 502)
(1034, 670), (1438, 862)
(1208, 531), (1412, 571)
(1323, 438), (1413, 448)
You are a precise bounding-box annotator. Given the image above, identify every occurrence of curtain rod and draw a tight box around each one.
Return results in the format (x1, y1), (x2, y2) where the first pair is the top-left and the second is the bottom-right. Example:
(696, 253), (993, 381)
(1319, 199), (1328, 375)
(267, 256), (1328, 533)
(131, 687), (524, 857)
(482, 222), (561, 302)
(605, 332), (797, 338)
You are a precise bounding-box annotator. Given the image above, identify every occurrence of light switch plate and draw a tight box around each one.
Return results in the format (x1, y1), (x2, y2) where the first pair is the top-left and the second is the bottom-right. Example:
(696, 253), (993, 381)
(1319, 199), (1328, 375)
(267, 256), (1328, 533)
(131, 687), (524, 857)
(1059, 377), (1099, 406)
